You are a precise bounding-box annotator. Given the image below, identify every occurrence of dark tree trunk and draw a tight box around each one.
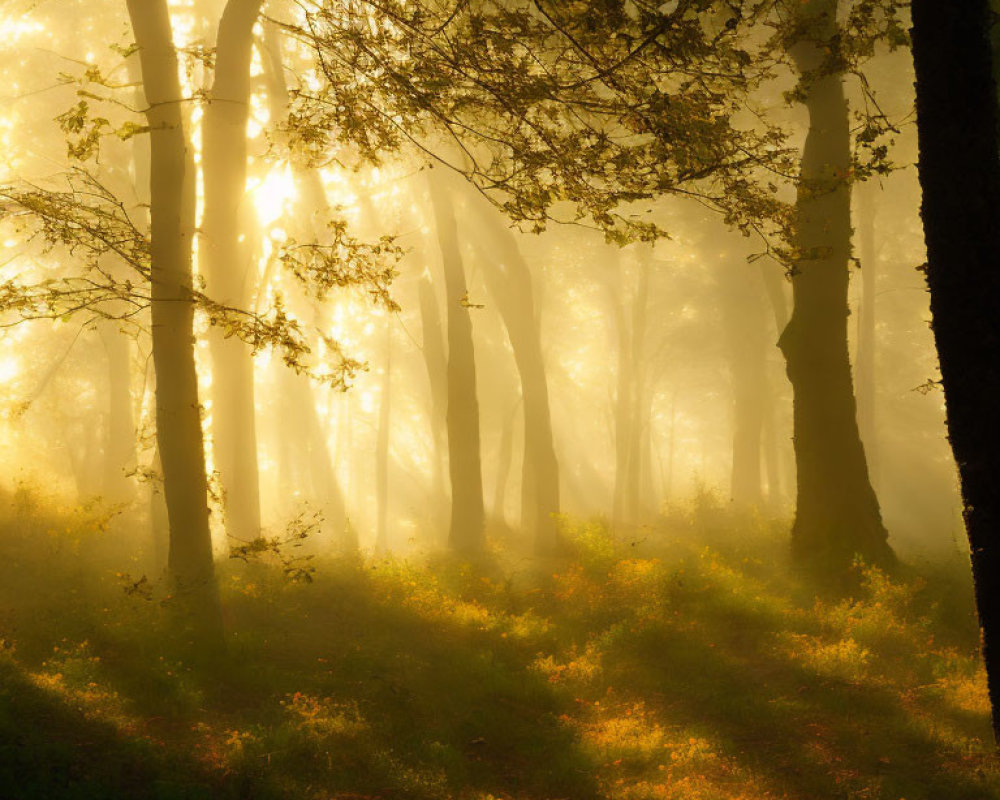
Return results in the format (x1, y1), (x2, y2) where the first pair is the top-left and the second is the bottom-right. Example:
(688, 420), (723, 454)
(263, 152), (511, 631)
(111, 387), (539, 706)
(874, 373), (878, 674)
(126, 0), (223, 647)
(427, 172), (485, 553)
(777, 0), (894, 569)
(910, 0), (1000, 741)
(468, 207), (561, 553)
(200, 0), (264, 545)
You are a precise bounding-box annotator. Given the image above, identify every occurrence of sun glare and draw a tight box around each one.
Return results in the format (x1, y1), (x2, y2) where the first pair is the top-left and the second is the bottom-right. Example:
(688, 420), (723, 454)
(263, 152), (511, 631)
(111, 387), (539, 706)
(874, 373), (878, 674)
(251, 164), (298, 227)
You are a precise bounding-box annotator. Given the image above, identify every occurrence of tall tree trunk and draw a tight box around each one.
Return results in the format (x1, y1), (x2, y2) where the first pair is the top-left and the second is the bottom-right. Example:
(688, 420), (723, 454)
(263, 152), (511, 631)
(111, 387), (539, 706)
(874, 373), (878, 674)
(777, 0), (894, 569)
(910, 0), (1000, 740)
(126, 0), (223, 646)
(855, 181), (879, 486)
(200, 0), (264, 544)
(426, 172), (485, 553)
(468, 206), (561, 553)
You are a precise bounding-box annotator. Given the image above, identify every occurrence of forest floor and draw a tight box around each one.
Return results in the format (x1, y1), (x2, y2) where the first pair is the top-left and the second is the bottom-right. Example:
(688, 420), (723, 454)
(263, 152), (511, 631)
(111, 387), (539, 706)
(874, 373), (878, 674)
(1, 488), (998, 800)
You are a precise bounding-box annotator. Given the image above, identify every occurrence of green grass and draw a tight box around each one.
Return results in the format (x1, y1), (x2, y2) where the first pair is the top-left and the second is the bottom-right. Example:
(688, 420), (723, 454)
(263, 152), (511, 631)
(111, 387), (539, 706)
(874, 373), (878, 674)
(1, 491), (997, 799)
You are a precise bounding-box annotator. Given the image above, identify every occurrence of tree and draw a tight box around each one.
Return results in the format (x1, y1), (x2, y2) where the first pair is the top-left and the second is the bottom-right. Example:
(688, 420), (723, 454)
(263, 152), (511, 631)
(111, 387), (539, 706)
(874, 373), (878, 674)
(125, 0), (224, 647)
(910, 0), (1000, 741)
(466, 197), (561, 554)
(427, 171), (486, 553)
(776, 0), (894, 570)
(200, 0), (265, 546)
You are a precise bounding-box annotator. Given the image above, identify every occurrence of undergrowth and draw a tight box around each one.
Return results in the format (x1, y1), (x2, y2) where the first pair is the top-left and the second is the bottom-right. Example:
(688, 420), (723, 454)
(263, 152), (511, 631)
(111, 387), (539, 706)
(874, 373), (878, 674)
(0, 487), (995, 799)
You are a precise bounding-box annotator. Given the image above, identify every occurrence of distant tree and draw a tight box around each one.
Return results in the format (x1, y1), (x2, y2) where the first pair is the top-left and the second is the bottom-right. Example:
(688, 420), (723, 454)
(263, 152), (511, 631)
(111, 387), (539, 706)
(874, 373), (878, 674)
(427, 171), (486, 553)
(910, 0), (1000, 741)
(199, 0), (266, 547)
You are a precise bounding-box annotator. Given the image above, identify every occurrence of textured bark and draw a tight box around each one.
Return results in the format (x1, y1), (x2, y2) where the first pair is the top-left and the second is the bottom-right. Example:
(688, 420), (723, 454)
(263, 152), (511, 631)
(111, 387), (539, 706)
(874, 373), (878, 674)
(200, 0), (264, 544)
(777, 0), (893, 569)
(427, 173), (485, 553)
(126, 0), (223, 645)
(469, 208), (561, 553)
(911, 0), (1000, 741)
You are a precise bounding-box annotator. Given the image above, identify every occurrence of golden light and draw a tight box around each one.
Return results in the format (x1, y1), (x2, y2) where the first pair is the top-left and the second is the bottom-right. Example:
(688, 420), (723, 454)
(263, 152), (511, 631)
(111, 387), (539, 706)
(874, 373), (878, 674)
(251, 164), (298, 227)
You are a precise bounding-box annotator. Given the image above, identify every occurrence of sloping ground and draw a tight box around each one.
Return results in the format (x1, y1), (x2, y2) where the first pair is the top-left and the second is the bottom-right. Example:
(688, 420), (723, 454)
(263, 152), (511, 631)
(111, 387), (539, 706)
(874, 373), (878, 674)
(1, 491), (997, 799)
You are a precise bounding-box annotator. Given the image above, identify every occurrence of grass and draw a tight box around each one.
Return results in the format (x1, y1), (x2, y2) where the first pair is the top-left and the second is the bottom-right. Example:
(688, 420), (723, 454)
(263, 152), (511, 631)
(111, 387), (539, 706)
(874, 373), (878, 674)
(1, 487), (998, 799)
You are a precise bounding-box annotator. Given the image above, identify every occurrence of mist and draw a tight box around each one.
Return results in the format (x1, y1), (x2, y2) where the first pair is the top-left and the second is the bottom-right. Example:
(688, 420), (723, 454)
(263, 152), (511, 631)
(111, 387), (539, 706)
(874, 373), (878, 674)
(1, 1), (996, 798)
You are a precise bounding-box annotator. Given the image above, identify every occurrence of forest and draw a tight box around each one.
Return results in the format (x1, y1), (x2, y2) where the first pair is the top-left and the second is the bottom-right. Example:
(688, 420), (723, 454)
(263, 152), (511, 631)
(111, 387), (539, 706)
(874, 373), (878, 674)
(1, 0), (1000, 798)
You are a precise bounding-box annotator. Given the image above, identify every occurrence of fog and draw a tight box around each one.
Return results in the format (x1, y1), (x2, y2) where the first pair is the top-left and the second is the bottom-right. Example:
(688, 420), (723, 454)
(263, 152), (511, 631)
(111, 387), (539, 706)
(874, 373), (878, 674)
(0, 2), (993, 799)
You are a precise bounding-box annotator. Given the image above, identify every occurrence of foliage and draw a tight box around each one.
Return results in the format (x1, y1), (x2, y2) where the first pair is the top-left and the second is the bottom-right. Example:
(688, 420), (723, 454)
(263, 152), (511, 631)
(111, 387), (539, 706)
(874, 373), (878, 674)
(1, 490), (996, 799)
(280, 0), (798, 246)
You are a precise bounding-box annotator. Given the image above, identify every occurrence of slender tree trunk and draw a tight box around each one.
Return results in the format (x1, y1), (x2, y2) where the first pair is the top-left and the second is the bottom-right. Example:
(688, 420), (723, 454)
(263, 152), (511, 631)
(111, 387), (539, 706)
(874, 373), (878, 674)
(426, 172), (485, 553)
(777, 0), (893, 569)
(126, 0), (223, 646)
(200, 0), (264, 545)
(910, 0), (1000, 741)
(469, 206), (561, 553)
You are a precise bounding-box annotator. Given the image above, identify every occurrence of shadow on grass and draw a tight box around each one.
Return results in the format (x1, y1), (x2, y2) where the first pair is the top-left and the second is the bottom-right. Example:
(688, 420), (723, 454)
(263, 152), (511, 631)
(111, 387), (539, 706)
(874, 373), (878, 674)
(9, 555), (601, 800)
(0, 658), (231, 800)
(604, 584), (998, 800)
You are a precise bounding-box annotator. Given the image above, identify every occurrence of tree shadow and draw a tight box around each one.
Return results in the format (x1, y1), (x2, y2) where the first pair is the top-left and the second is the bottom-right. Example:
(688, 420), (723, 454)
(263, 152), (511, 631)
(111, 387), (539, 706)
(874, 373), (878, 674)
(604, 591), (999, 800)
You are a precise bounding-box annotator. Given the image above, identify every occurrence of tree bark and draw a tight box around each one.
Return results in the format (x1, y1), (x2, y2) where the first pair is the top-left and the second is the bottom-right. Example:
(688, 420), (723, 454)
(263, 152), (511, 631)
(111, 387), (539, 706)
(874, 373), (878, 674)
(200, 0), (264, 545)
(910, 0), (1000, 741)
(469, 208), (561, 553)
(426, 172), (485, 553)
(777, 0), (894, 569)
(126, 0), (223, 647)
